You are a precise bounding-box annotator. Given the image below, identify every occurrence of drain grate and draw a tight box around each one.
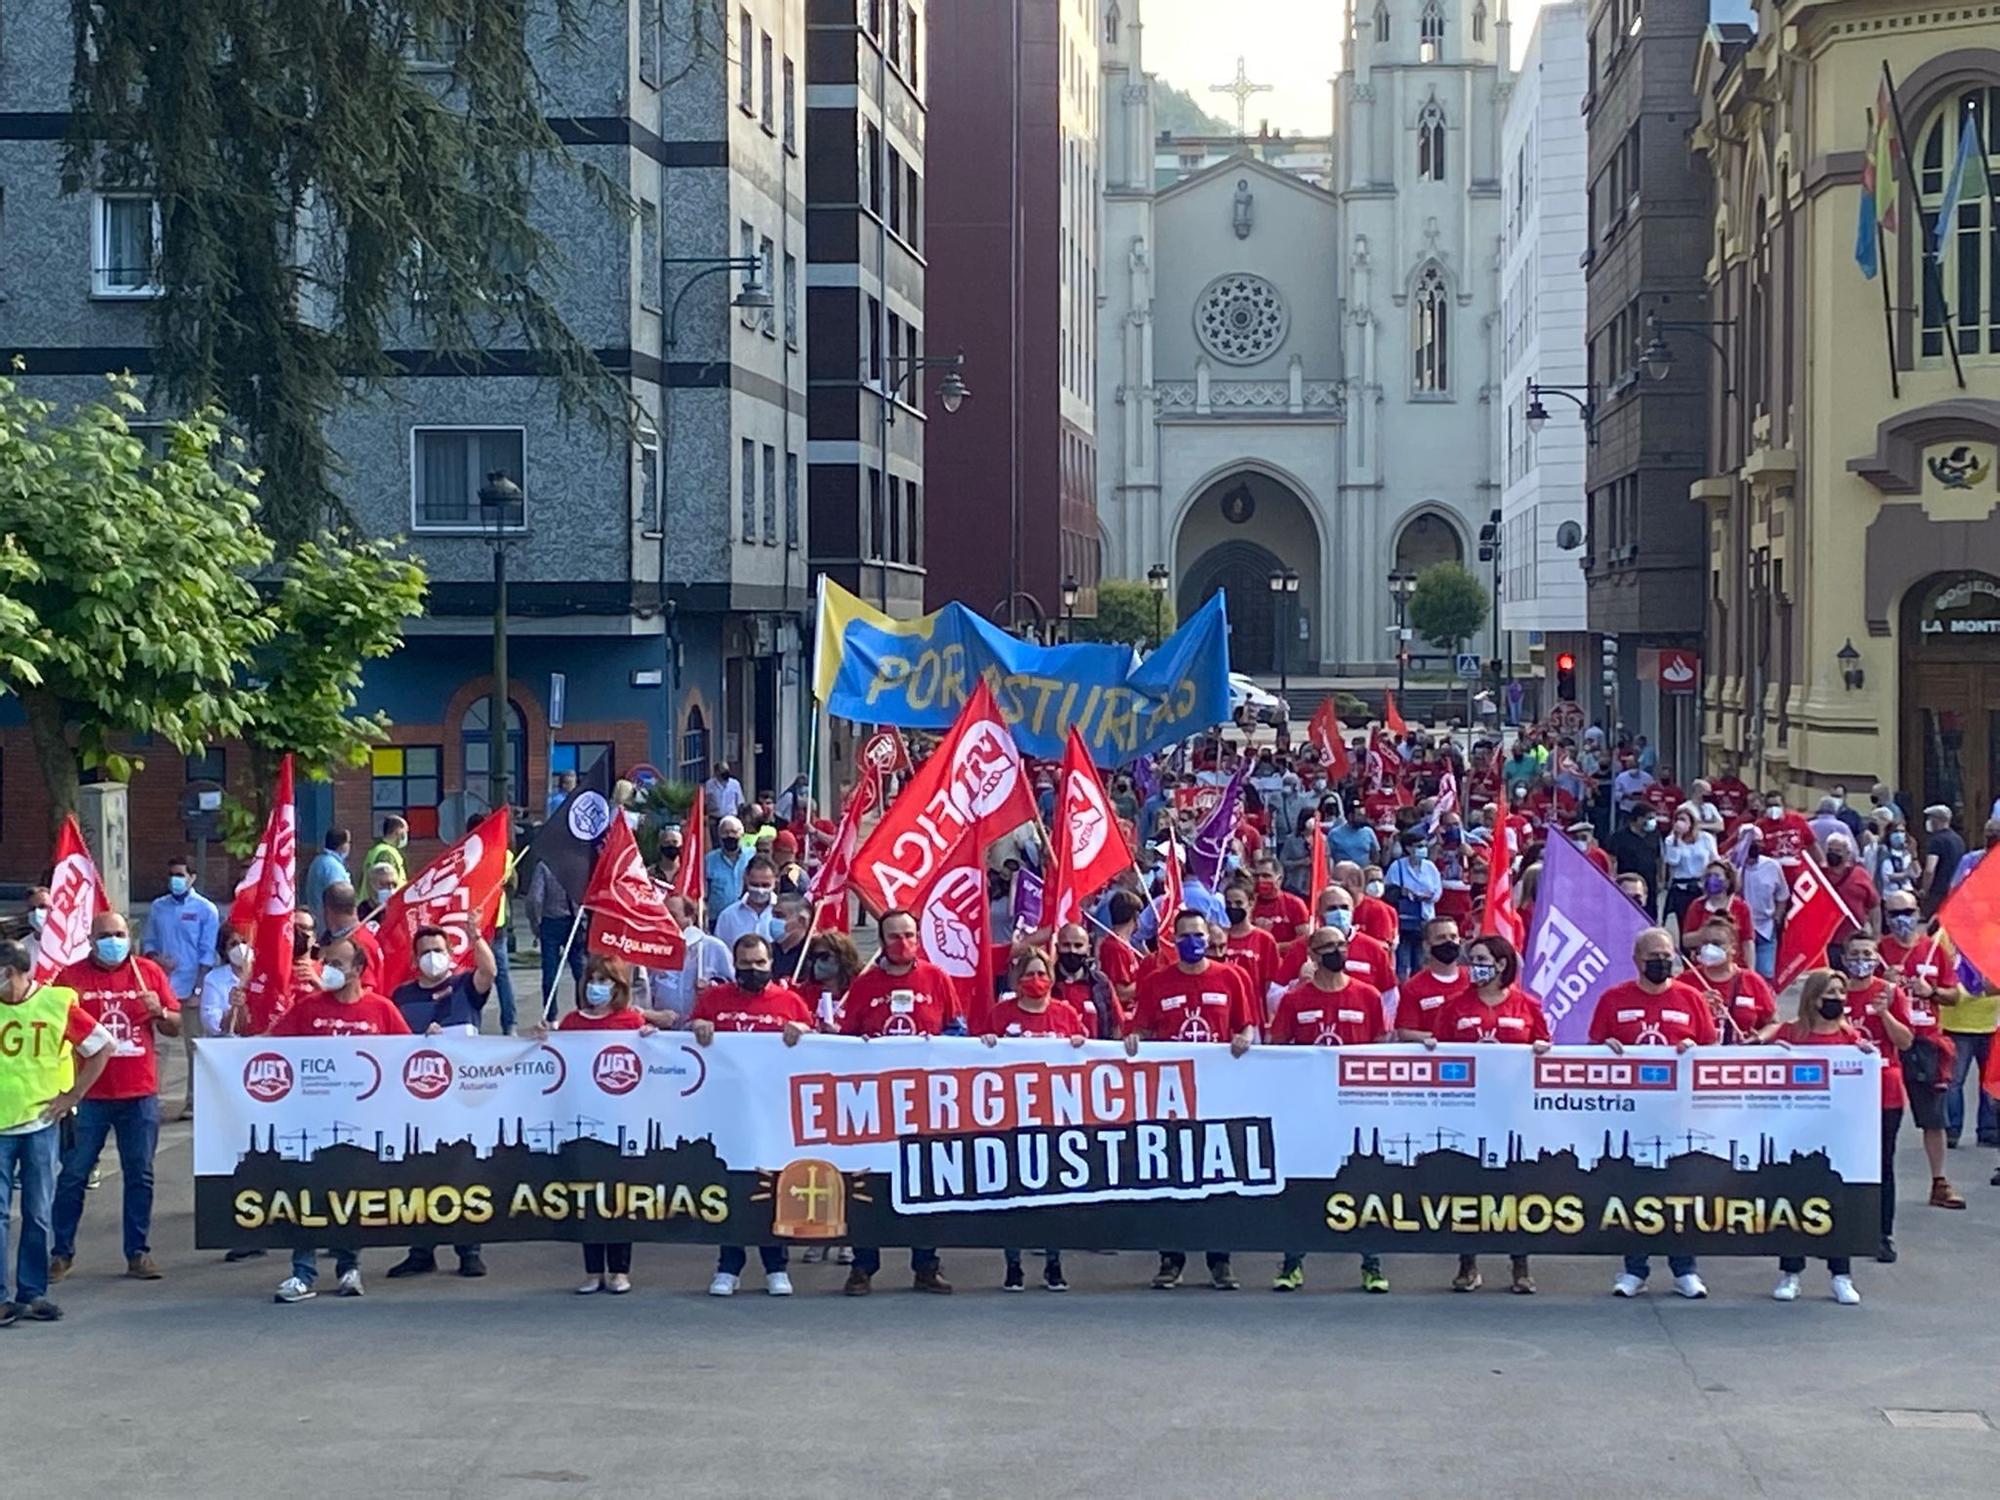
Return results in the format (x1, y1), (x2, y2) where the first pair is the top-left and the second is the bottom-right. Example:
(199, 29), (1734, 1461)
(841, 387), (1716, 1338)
(1881, 1410), (1992, 1431)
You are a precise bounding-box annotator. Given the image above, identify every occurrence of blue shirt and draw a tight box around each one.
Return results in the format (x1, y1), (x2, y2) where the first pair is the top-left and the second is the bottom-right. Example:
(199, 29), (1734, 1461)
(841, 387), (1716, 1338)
(1326, 822), (1379, 869)
(302, 849), (349, 928)
(1137, 877), (1227, 948)
(1384, 856), (1444, 927)
(703, 846), (757, 917)
(390, 973), (488, 1032)
(142, 889), (220, 998)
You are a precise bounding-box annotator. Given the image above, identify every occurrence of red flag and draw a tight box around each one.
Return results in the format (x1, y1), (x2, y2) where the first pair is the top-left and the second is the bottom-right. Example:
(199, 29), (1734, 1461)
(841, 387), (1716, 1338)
(1047, 728), (1137, 927)
(372, 808), (513, 995)
(1942, 852), (2000, 990)
(35, 816), (109, 984)
(1774, 856), (1858, 992)
(229, 790), (285, 932)
(240, 756), (298, 1033)
(1307, 816), (1329, 903)
(860, 726), (912, 776)
(806, 762), (885, 915)
(1153, 823), (1187, 935)
(1308, 698), (1351, 782)
(584, 814), (686, 967)
(675, 784), (706, 904)
(849, 678), (1036, 915)
(1384, 690), (1409, 738)
(913, 832), (996, 1032)
(1435, 768), (1459, 821)
(1479, 774), (1526, 948)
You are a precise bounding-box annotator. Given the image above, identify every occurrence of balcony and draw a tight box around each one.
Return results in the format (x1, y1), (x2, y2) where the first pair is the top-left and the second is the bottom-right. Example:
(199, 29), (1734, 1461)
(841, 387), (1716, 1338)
(1154, 376), (1346, 420)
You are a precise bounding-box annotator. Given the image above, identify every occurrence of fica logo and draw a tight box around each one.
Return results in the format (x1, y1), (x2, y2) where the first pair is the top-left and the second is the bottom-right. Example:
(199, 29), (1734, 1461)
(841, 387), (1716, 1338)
(402, 1049), (454, 1101)
(593, 1044), (644, 1096)
(242, 1052), (295, 1104)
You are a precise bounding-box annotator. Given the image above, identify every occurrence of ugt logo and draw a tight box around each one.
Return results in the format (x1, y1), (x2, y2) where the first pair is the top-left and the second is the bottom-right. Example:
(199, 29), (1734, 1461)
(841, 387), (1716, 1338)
(402, 1049), (454, 1101)
(593, 1044), (644, 1096)
(243, 1052), (295, 1104)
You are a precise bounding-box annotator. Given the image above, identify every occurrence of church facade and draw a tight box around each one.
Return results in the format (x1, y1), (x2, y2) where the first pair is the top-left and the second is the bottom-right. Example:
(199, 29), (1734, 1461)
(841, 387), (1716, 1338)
(1098, 0), (1510, 673)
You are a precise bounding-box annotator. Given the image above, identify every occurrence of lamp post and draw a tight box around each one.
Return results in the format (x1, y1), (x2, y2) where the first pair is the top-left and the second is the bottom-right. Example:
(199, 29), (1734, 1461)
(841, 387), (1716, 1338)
(1639, 313), (1738, 394)
(1147, 562), (1170, 647)
(1267, 567), (1298, 746)
(1061, 574), (1080, 642)
(1388, 570), (1417, 696)
(1525, 381), (1600, 445)
(478, 471), (524, 813)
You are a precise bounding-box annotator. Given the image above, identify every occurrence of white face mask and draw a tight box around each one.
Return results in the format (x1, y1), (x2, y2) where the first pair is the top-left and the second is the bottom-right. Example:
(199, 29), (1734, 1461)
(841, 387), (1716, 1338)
(418, 949), (452, 982)
(1364, 880), (1385, 898)
(317, 965), (349, 993)
(1697, 943), (1727, 968)
(228, 942), (252, 969)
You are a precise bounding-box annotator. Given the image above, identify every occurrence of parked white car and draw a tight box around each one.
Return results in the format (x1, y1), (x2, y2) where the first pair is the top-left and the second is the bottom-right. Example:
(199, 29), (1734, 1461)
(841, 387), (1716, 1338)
(1228, 673), (1286, 727)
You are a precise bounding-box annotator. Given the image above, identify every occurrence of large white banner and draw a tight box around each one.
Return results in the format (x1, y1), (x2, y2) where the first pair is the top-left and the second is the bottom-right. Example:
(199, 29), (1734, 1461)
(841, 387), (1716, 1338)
(194, 1037), (1882, 1256)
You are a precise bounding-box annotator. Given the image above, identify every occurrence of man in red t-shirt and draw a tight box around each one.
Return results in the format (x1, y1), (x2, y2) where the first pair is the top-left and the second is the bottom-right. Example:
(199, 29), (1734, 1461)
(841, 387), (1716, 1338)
(1395, 916), (1468, 1039)
(1564, 822), (1618, 880)
(1219, 884), (1282, 1011)
(1754, 793), (1819, 870)
(1708, 767), (1753, 835)
(1334, 862), (1399, 947)
(1249, 860), (1309, 940)
(1680, 918), (1777, 1043)
(1594, 928), (1714, 1302)
(1125, 909), (1254, 1291)
(1096, 890), (1145, 1018)
(839, 909), (953, 1296)
(50, 911), (181, 1282)
(1053, 922), (1121, 1038)
(1276, 886), (1399, 1006)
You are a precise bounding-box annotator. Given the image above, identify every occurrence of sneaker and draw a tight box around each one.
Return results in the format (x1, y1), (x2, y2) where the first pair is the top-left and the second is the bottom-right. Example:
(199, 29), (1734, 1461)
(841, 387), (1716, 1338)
(1612, 1272), (1646, 1298)
(842, 1269), (872, 1296)
(833, 1246), (855, 1265)
(575, 1277), (605, 1295)
(1208, 1263), (1239, 1291)
(913, 1267), (954, 1294)
(1831, 1275), (1862, 1306)
(606, 1273), (632, 1295)
(1930, 1177), (1966, 1209)
(1360, 1266), (1390, 1294)
(1272, 1265), (1305, 1292)
(0, 1302), (20, 1328)
(385, 1251), (436, 1279)
(1150, 1258), (1183, 1290)
(23, 1298), (62, 1321)
(766, 1271), (793, 1297)
(127, 1254), (163, 1281)
(1451, 1260), (1482, 1293)
(223, 1249), (267, 1263)
(86, 1167), (101, 1191)
(456, 1252), (488, 1278)
(801, 1247), (826, 1264)
(709, 1272), (740, 1297)
(47, 1255), (71, 1284)
(336, 1269), (365, 1297)
(1043, 1263), (1069, 1293)
(1510, 1269), (1536, 1296)
(1003, 1263), (1026, 1293)
(1672, 1273), (1708, 1300)
(1772, 1273), (1801, 1302)
(274, 1277), (316, 1304)
(1877, 1237), (1898, 1264)
(1947, 1134), (1961, 1149)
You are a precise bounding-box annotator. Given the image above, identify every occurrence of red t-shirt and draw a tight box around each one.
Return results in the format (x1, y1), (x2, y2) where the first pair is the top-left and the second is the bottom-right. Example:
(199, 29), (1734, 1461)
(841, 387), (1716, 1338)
(691, 983), (816, 1032)
(1098, 933), (1140, 991)
(1395, 966), (1468, 1036)
(330, 923), (383, 979)
(1824, 865), (1880, 944)
(1686, 895), (1755, 943)
(1881, 933), (1954, 995)
(557, 1006), (647, 1031)
(1250, 889), (1309, 939)
(838, 961), (952, 1037)
(266, 992), (411, 1037)
(988, 997), (1088, 1039)
(1710, 777), (1752, 832)
(1268, 978), (1386, 1046)
(1355, 896), (1398, 946)
(1221, 926), (1281, 996)
(56, 957), (180, 1099)
(1054, 976), (1119, 1037)
(1126, 962), (1256, 1043)
(1755, 810), (1818, 867)
(1587, 979), (1719, 1047)
(1686, 966), (1777, 1039)
(1431, 987), (1551, 1045)
(1844, 979), (1914, 1110)
(1642, 782), (1686, 817)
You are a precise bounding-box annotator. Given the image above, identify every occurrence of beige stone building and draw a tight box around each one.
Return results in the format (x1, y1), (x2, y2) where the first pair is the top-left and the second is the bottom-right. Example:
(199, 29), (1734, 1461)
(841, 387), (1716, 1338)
(1692, 4), (2000, 825)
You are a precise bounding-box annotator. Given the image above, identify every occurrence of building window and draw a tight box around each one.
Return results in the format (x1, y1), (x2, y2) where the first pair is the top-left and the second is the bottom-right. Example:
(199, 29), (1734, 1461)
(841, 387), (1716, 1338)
(678, 706), (711, 786)
(1419, 0), (1443, 61)
(1105, 3), (1119, 44)
(759, 30), (774, 131)
(638, 199), (660, 311)
(887, 475), (903, 561)
(906, 164), (921, 250)
(741, 438), (757, 541)
(550, 741), (614, 796)
(785, 451), (799, 551)
(1919, 88), (1999, 359)
(783, 57), (797, 153)
(637, 418), (660, 531)
(868, 468), (884, 559)
(1413, 265), (1449, 392)
(1375, 4), (1389, 44)
(371, 745), (444, 840)
(738, 8), (754, 111)
(758, 234), (775, 336)
(762, 442), (777, 544)
(906, 481), (921, 565)
(864, 123), (883, 214)
(186, 747), (226, 783)
(412, 427), (525, 531)
(783, 252), (798, 346)
(739, 220), (758, 326)
(92, 193), (162, 297)
(907, 5), (919, 87)
(460, 701), (525, 817)
(639, 0), (661, 86)
(1417, 100), (1446, 182)
(866, 294), (883, 383)
(1473, 3), (1486, 42)
(887, 146), (903, 235)
(887, 0), (901, 70)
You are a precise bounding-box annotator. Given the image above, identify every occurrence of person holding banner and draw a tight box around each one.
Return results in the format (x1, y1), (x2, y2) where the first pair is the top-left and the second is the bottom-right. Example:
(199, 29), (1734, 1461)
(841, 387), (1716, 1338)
(547, 956), (649, 1294)
(1593, 928), (1715, 1300)
(982, 950), (1086, 1293)
(797, 931), (862, 1033)
(1052, 924), (1120, 1039)
(1771, 969), (1871, 1305)
(1427, 934), (1549, 1295)
(1394, 917), (1468, 1041)
(1682, 919), (1779, 1045)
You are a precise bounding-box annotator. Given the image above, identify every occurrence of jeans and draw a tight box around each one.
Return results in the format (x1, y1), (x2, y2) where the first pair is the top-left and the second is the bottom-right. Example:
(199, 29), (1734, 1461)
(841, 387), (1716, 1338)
(1396, 931), (1425, 979)
(539, 916), (585, 1013)
(493, 929), (517, 1034)
(1945, 1031), (1998, 1142)
(1279, 1253), (1381, 1275)
(1780, 1256), (1853, 1275)
(1622, 1254), (1697, 1280)
(584, 1243), (632, 1275)
(53, 1095), (160, 1261)
(1753, 934), (1777, 979)
(717, 1245), (789, 1276)
(852, 1246), (938, 1276)
(0, 1124), (61, 1303)
(291, 1246), (359, 1285)
(1004, 1248), (1062, 1270)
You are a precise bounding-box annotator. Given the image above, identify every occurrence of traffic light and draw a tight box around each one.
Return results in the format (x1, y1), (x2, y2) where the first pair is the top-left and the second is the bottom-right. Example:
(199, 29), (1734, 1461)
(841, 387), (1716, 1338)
(1556, 652), (1577, 701)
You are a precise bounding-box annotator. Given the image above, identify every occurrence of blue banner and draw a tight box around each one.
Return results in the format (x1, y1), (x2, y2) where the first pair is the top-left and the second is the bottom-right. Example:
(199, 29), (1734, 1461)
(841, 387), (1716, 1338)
(817, 583), (1232, 763)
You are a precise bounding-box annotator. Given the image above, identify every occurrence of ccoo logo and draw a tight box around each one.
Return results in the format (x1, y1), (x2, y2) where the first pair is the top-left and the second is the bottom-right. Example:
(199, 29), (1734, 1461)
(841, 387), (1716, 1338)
(593, 1044), (644, 1095)
(243, 1052), (295, 1104)
(403, 1049), (454, 1100)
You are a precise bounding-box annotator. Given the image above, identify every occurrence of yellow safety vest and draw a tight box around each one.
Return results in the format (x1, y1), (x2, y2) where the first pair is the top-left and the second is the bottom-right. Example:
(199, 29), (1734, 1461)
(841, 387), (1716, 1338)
(0, 984), (81, 1132)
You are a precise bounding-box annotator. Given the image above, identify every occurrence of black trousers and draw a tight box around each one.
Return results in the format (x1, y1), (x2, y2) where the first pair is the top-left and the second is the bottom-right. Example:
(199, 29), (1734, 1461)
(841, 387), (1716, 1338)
(1880, 1109), (1902, 1241)
(583, 1242), (632, 1275)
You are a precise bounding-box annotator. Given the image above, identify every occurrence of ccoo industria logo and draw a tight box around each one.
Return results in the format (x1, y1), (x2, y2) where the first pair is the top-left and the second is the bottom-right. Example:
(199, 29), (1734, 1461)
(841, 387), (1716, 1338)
(402, 1049), (454, 1101)
(242, 1052), (294, 1104)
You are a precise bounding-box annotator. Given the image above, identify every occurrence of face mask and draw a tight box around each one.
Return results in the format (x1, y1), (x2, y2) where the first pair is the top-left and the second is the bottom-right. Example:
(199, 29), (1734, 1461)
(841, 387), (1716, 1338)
(1406, 847), (1428, 864)
(584, 980), (614, 1007)
(1844, 955), (1877, 979)
(27, 908), (47, 931)
(1818, 996), (1848, 1021)
(720, 836), (740, 851)
(418, 950), (453, 982)
(1889, 832), (1906, 849)
(372, 886), (395, 903)
(1365, 880), (1385, 898)
(318, 964), (349, 993)
(1224, 904), (1250, 925)
(1571, 837), (1591, 851)
(662, 845), (682, 862)
(736, 966), (772, 993)
(94, 935), (130, 966)
(1703, 873), (1727, 896)
(1641, 818), (1659, 835)
(1320, 907), (1353, 932)
(169, 875), (190, 897)
(883, 933), (918, 964)
(1174, 934), (1208, 964)
(1697, 943), (1727, 968)
(1312, 946), (1346, 971)
(1468, 961), (1498, 986)
(1018, 974), (1053, 1001)
(1764, 804), (1783, 819)
(746, 886), (773, 906)
(1429, 940), (1461, 965)
(1640, 955), (1674, 985)
(1056, 952), (1089, 977)
(1826, 849), (1845, 868)
(228, 942), (252, 968)
(1889, 913), (1917, 938)
(1745, 847), (1761, 864)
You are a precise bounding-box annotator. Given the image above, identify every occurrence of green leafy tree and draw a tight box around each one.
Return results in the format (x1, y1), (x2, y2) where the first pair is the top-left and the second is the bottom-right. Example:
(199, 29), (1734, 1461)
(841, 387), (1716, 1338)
(1408, 561), (1489, 651)
(1070, 579), (1178, 649)
(1154, 79), (1236, 136)
(65, 0), (630, 546)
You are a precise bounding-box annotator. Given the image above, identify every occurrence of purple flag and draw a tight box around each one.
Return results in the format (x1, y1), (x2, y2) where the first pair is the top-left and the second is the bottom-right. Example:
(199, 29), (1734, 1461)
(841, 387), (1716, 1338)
(1129, 758), (1160, 807)
(1011, 868), (1045, 933)
(1523, 833), (1647, 1044)
(1185, 762), (1251, 888)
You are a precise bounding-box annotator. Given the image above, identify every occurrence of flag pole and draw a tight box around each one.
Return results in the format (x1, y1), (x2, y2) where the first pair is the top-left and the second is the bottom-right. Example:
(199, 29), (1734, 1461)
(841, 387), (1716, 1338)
(789, 899), (828, 983)
(1865, 106), (1902, 401)
(544, 906), (587, 1022)
(1881, 59), (1967, 391)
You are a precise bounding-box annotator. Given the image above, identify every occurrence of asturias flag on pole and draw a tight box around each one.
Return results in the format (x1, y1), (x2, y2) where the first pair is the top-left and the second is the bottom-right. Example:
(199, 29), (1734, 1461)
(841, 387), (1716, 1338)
(1523, 832), (1648, 1044)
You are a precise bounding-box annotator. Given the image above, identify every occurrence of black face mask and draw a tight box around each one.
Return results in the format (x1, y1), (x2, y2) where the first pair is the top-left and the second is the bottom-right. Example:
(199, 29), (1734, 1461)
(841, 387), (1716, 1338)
(1225, 905), (1250, 925)
(662, 845), (682, 861)
(1313, 947), (1346, 970)
(1818, 997), (1847, 1021)
(720, 836), (740, 852)
(736, 966), (771, 993)
(1056, 952), (1089, 977)
(1640, 956), (1674, 985)
(1429, 941), (1461, 965)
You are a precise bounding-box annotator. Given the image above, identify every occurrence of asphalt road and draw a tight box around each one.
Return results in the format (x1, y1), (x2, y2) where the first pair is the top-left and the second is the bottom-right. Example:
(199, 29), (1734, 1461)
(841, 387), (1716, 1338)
(15, 1043), (2000, 1500)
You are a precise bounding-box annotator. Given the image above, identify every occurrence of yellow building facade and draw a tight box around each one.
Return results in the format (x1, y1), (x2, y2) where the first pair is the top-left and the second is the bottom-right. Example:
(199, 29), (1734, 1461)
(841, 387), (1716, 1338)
(1693, 3), (2000, 824)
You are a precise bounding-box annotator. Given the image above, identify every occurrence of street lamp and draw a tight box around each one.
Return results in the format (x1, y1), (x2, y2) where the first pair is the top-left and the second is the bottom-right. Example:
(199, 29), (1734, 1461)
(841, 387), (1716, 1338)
(1267, 567), (1298, 744)
(1526, 381), (1599, 445)
(1147, 562), (1170, 647)
(1388, 570), (1418, 696)
(884, 349), (971, 424)
(1061, 574), (1080, 640)
(1640, 313), (1738, 394)
(478, 470), (524, 813)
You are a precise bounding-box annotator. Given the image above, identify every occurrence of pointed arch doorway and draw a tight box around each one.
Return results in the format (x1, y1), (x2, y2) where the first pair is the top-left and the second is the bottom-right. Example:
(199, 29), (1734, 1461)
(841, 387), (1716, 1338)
(1174, 468), (1323, 675)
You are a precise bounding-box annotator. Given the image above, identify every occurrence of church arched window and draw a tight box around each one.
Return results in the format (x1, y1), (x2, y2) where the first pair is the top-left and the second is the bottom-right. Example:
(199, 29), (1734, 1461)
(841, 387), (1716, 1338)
(1473, 3), (1488, 42)
(1375, 4), (1390, 44)
(1417, 99), (1447, 182)
(1414, 264), (1449, 392)
(1420, 0), (1444, 62)
(1104, 3), (1119, 45)
(1917, 87), (1998, 361)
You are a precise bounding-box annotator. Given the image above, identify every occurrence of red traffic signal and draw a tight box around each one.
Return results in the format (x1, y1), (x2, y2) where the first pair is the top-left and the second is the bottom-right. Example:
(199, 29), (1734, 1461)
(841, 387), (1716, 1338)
(1556, 652), (1576, 671)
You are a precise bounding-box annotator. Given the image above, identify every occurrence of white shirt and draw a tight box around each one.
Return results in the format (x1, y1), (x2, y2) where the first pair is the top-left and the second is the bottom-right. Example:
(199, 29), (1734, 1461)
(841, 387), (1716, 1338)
(703, 776), (745, 817)
(641, 926), (732, 1019)
(1689, 798), (1726, 837)
(199, 965), (245, 1036)
(1662, 831), (1718, 881)
(714, 896), (786, 951)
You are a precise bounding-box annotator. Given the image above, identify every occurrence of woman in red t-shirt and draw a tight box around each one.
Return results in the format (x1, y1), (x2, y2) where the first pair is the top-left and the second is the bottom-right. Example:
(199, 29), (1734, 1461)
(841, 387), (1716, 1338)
(1771, 970), (1872, 1304)
(546, 957), (650, 1294)
(983, 951), (1086, 1292)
